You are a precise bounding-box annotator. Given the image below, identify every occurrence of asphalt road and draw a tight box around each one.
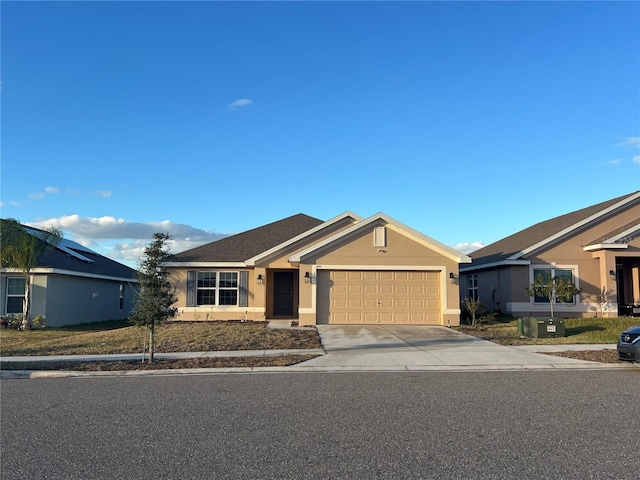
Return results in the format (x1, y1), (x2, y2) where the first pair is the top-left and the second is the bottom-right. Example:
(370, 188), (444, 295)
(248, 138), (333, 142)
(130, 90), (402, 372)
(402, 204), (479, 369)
(2, 370), (639, 479)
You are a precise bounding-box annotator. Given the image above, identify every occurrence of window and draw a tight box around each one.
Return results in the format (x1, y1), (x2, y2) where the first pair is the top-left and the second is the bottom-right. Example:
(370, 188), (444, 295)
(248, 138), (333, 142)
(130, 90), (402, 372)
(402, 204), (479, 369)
(196, 271), (238, 306)
(532, 268), (575, 303)
(119, 284), (125, 310)
(467, 274), (478, 300)
(373, 226), (386, 247)
(5, 277), (25, 314)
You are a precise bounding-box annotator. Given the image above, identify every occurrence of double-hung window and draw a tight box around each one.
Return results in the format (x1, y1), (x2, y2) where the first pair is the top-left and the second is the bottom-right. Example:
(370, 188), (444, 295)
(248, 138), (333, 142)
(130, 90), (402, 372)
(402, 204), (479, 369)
(467, 274), (478, 300)
(5, 277), (26, 314)
(196, 272), (238, 306)
(532, 268), (575, 303)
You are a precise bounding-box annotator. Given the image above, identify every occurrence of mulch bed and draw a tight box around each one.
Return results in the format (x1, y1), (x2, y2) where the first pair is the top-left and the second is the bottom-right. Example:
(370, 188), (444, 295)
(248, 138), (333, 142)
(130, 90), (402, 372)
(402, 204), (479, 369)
(542, 349), (621, 363)
(0, 354), (320, 372)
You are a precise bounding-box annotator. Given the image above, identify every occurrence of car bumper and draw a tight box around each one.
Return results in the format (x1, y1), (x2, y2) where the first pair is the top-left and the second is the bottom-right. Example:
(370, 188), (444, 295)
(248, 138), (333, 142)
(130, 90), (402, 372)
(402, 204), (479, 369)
(617, 344), (639, 362)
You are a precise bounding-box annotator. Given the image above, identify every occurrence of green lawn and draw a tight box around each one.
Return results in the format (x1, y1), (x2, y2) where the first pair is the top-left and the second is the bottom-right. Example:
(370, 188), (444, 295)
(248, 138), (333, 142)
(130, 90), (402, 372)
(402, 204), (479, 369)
(0, 320), (322, 357)
(457, 316), (638, 345)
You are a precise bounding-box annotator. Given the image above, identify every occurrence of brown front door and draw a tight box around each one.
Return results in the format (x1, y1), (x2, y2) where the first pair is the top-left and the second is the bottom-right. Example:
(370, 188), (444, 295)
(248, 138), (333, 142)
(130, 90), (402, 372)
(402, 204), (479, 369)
(273, 271), (294, 316)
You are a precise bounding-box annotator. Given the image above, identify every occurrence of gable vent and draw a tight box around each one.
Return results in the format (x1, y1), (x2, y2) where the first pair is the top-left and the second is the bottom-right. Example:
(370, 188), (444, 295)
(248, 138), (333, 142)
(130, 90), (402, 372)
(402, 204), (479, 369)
(373, 226), (386, 247)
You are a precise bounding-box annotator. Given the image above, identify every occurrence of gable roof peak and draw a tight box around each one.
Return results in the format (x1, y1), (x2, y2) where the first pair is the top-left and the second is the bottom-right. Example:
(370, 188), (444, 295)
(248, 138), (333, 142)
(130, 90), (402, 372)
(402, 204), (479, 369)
(289, 211), (472, 264)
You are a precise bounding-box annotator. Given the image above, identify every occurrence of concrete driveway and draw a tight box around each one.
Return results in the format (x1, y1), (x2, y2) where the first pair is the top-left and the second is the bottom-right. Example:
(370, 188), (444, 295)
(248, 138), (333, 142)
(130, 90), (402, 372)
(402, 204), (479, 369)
(294, 325), (614, 371)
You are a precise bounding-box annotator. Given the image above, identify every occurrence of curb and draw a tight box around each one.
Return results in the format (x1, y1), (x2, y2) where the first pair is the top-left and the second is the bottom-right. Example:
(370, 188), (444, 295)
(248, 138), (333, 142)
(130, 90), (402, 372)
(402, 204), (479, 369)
(2, 361), (637, 379)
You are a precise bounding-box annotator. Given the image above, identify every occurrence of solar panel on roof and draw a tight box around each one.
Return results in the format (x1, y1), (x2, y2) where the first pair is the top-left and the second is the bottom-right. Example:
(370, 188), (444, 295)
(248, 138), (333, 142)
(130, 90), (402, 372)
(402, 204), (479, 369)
(23, 226), (95, 263)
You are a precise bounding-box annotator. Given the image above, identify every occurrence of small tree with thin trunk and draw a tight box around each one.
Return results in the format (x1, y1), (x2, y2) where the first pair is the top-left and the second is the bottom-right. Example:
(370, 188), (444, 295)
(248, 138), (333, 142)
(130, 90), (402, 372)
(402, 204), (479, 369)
(463, 297), (486, 327)
(525, 273), (580, 318)
(130, 233), (178, 364)
(0, 219), (62, 329)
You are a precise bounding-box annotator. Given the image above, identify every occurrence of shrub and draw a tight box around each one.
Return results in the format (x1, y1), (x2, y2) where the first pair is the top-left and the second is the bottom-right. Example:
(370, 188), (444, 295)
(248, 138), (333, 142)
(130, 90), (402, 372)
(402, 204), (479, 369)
(463, 297), (488, 327)
(0, 314), (25, 330)
(31, 315), (46, 329)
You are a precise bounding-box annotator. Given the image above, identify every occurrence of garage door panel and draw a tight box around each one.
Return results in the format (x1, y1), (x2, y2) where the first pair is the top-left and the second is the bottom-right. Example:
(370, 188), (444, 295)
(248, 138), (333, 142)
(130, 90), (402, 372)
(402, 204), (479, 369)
(317, 270), (441, 325)
(395, 299), (409, 308)
(333, 284), (348, 294)
(363, 285), (378, 294)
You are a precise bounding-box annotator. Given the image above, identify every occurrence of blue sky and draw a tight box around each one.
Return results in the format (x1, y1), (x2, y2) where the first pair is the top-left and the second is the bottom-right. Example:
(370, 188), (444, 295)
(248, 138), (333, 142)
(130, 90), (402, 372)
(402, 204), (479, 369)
(2, 1), (639, 268)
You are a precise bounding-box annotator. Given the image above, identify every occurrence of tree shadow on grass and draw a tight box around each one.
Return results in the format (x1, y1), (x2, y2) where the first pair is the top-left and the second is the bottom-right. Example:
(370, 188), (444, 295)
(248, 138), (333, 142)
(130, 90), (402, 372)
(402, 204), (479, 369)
(54, 319), (131, 332)
(564, 325), (606, 337)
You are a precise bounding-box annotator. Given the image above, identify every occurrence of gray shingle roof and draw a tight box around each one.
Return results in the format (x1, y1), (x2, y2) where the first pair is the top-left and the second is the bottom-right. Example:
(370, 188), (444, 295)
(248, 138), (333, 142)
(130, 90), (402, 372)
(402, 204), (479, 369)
(171, 213), (325, 263)
(470, 191), (640, 267)
(586, 218), (640, 246)
(38, 247), (138, 279)
(3, 223), (138, 280)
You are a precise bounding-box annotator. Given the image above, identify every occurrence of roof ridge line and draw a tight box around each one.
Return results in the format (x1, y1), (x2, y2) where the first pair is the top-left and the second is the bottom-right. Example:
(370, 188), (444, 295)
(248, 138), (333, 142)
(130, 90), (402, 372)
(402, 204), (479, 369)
(507, 190), (640, 260)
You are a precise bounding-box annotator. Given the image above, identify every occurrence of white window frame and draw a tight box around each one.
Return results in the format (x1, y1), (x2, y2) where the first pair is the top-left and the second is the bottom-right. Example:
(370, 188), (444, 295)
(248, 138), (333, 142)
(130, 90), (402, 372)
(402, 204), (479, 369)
(467, 274), (478, 300)
(373, 226), (386, 247)
(196, 271), (239, 306)
(5, 277), (26, 314)
(529, 265), (579, 305)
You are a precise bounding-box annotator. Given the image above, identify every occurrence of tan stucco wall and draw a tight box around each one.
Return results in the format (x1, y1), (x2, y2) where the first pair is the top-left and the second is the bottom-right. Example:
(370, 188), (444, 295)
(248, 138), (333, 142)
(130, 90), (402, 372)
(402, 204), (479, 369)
(167, 220), (466, 325)
(468, 202), (640, 318)
(526, 205), (640, 317)
(170, 268), (267, 321)
(253, 217), (357, 269)
(298, 225), (463, 326)
(167, 218), (359, 321)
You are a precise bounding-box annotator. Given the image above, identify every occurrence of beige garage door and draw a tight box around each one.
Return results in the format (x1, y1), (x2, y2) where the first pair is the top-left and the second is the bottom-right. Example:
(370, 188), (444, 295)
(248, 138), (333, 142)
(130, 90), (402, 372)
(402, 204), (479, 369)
(317, 270), (441, 324)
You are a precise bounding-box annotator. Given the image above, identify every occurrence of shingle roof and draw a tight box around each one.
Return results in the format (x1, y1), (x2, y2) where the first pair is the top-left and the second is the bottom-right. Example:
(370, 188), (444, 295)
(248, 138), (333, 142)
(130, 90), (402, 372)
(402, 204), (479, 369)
(586, 218), (640, 246)
(38, 247), (138, 279)
(469, 191), (640, 267)
(1, 222), (138, 280)
(171, 213), (325, 263)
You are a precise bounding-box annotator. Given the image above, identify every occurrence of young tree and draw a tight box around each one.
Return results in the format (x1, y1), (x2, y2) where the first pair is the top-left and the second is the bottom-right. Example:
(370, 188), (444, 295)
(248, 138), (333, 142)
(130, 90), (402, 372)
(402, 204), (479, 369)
(130, 233), (178, 364)
(525, 273), (580, 318)
(462, 296), (486, 327)
(0, 219), (62, 329)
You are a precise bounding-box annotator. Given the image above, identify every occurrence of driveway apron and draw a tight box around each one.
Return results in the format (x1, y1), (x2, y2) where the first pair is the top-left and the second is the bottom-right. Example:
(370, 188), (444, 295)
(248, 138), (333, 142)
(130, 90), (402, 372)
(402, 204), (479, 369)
(295, 325), (601, 369)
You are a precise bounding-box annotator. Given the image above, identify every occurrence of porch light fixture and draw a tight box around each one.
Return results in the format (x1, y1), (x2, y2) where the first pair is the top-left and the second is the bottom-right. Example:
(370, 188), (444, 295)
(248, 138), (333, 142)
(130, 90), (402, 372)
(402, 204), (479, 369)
(304, 272), (312, 283)
(609, 270), (616, 281)
(449, 272), (458, 285)
(257, 274), (264, 285)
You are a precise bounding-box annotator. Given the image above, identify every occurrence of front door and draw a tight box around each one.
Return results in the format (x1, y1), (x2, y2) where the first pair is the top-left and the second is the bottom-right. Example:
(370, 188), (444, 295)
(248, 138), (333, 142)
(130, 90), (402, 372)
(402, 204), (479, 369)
(273, 271), (294, 316)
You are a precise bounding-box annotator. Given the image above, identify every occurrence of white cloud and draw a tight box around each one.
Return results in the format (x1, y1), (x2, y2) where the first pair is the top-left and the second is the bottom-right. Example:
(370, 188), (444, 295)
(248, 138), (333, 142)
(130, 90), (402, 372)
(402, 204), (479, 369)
(226, 98), (253, 111)
(28, 215), (227, 267)
(29, 186), (61, 200)
(617, 136), (640, 148)
(633, 155), (640, 164)
(453, 241), (485, 254)
(602, 158), (622, 166)
(94, 190), (112, 198)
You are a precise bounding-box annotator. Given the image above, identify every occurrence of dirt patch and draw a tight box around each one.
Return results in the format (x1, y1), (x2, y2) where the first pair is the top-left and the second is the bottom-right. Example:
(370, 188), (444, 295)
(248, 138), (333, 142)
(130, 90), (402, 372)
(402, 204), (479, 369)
(455, 325), (533, 345)
(542, 349), (622, 363)
(0, 354), (320, 372)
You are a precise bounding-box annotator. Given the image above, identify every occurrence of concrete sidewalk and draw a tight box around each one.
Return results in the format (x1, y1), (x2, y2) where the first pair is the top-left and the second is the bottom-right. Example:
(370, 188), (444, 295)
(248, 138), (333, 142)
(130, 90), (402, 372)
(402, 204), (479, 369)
(289, 325), (626, 371)
(1, 325), (636, 377)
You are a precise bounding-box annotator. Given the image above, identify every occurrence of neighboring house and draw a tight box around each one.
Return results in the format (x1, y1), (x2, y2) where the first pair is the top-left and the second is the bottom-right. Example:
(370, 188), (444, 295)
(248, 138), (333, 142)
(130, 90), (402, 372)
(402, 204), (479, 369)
(166, 212), (471, 326)
(1, 225), (138, 327)
(460, 191), (640, 318)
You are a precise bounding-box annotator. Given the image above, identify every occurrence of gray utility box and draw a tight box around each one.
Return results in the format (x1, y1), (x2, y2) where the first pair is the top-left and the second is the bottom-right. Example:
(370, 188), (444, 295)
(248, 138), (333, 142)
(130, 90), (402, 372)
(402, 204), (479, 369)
(521, 317), (565, 338)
